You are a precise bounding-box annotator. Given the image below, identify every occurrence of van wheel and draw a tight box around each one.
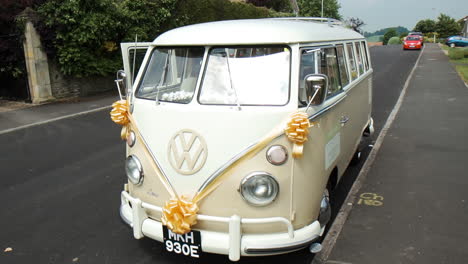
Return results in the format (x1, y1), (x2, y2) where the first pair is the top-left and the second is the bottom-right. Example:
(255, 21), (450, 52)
(318, 187), (332, 229)
(350, 138), (364, 166)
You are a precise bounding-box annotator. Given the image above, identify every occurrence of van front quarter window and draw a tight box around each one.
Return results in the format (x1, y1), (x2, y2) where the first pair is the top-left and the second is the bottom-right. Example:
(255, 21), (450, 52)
(136, 47), (204, 103)
(199, 46), (290, 106)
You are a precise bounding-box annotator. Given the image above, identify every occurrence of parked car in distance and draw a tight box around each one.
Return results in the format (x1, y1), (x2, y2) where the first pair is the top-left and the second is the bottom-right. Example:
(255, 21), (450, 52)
(406, 32), (424, 45)
(445, 36), (468, 47)
(403, 36), (422, 50)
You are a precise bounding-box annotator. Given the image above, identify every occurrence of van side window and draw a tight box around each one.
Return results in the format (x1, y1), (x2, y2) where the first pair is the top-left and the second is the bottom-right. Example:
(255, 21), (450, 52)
(335, 45), (349, 87)
(346, 43), (358, 81)
(318, 47), (341, 97)
(361, 41), (369, 71)
(354, 42), (364, 75)
(298, 49), (317, 105)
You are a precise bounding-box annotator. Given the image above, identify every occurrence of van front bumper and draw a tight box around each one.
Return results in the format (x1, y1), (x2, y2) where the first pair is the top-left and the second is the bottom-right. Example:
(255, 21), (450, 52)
(120, 191), (322, 261)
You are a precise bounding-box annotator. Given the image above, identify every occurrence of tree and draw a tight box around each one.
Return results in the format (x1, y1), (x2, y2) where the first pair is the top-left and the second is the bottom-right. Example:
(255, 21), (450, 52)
(296, 0), (341, 19)
(413, 19), (436, 33)
(382, 28), (397, 45)
(246, 0), (292, 13)
(347, 17), (365, 33)
(435, 13), (461, 38)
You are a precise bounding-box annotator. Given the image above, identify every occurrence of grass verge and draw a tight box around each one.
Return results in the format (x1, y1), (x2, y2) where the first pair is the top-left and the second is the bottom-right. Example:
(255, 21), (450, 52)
(439, 44), (468, 84)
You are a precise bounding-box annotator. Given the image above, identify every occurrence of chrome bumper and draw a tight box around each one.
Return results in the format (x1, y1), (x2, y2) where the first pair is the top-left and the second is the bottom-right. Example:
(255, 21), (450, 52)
(120, 191), (322, 261)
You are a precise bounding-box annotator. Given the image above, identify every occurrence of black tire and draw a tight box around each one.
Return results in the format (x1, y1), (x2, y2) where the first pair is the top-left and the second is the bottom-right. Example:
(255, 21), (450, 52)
(350, 143), (363, 166)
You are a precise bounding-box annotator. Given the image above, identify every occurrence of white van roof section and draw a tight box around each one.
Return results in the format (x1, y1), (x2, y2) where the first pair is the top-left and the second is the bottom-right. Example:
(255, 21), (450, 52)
(153, 18), (364, 46)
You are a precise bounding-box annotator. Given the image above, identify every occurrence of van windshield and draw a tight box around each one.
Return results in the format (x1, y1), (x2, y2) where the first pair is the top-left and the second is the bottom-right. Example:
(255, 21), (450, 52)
(199, 46), (290, 106)
(136, 47), (204, 103)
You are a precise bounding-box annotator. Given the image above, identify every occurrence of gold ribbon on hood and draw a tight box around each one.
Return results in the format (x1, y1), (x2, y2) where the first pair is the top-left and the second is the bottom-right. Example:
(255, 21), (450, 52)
(110, 100), (131, 140)
(284, 111), (311, 158)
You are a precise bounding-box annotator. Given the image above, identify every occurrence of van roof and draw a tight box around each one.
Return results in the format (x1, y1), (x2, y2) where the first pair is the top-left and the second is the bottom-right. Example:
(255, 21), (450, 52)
(153, 18), (364, 46)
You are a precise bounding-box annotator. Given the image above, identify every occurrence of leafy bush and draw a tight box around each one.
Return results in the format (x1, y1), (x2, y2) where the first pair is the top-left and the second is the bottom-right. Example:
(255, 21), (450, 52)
(463, 48), (468, 58)
(36, 0), (286, 77)
(388, 36), (401, 45)
(0, 0), (45, 78)
(382, 28), (397, 45)
(448, 48), (464, 60)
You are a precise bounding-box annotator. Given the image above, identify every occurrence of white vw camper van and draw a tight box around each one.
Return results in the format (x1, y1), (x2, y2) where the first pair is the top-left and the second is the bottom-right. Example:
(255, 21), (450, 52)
(112, 17), (374, 261)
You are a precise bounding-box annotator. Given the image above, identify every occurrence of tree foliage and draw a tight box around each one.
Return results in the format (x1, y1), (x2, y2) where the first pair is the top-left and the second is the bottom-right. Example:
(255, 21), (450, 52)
(435, 13), (461, 38)
(388, 36), (401, 45)
(246, 0), (292, 13)
(346, 17), (365, 34)
(382, 28), (397, 45)
(296, 0), (341, 19)
(364, 26), (408, 37)
(35, 0), (283, 77)
(413, 19), (436, 33)
(0, 0), (45, 78)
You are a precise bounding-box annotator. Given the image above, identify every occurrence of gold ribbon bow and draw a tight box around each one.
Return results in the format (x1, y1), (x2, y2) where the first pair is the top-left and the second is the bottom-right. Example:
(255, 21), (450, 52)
(285, 111), (311, 158)
(161, 196), (199, 234)
(110, 100), (130, 140)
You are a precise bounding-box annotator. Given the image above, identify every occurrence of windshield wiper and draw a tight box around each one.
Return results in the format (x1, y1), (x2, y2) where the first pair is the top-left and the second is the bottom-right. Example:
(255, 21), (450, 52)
(224, 49), (241, 111)
(155, 49), (171, 105)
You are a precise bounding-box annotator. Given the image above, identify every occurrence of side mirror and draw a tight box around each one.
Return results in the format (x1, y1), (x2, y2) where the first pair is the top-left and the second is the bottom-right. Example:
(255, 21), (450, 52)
(305, 74), (328, 106)
(115, 70), (128, 100)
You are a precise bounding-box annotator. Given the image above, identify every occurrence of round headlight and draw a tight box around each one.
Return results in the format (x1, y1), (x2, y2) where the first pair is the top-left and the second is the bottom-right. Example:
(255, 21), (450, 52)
(240, 172), (279, 206)
(266, 145), (288, 165)
(125, 155), (143, 185)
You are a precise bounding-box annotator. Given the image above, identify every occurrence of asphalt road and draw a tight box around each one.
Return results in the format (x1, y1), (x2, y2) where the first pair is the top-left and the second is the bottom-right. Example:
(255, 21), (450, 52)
(0, 45), (420, 264)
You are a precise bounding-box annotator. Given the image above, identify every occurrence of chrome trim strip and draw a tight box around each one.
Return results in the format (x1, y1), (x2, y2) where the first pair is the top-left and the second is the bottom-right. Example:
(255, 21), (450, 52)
(244, 235), (320, 254)
(196, 140), (258, 193)
(135, 127), (176, 193)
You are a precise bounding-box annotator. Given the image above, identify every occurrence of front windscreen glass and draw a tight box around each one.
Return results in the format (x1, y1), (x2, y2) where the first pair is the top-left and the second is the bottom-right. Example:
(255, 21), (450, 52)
(136, 47), (204, 103)
(199, 46), (290, 106)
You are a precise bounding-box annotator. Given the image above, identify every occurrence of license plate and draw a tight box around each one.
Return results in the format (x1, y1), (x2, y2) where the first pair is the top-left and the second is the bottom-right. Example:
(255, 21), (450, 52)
(410, 46), (415, 48)
(163, 226), (202, 258)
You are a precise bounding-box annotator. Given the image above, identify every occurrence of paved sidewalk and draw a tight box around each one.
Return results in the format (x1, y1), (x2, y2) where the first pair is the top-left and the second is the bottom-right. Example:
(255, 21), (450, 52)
(324, 44), (468, 263)
(0, 91), (118, 133)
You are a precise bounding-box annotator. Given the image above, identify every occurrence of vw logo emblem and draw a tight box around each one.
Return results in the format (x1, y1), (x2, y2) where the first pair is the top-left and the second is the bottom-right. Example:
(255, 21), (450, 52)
(168, 129), (208, 175)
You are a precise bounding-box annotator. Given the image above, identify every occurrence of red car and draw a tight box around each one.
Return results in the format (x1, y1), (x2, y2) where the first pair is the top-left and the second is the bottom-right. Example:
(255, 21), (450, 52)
(403, 36), (422, 50)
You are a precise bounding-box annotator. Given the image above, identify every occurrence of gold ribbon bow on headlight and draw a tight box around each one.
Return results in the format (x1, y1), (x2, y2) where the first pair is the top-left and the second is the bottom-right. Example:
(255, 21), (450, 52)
(161, 196), (199, 234)
(110, 100), (130, 140)
(285, 111), (311, 158)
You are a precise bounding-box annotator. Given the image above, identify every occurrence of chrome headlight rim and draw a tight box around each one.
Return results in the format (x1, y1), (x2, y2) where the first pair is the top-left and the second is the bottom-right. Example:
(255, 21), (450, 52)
(266, 145), (288, 166)
(125, 155), (144, 185)
(239, 172), (279, 207)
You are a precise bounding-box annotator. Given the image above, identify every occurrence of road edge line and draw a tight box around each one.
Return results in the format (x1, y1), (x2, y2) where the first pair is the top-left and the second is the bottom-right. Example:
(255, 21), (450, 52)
(0, 105), (111, 135)
(313, 45), (425, 263)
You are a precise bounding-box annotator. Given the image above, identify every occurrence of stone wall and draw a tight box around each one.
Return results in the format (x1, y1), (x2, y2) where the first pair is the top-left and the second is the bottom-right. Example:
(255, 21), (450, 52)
(48, 62), (114, 99)
(22, 10), (115, 103)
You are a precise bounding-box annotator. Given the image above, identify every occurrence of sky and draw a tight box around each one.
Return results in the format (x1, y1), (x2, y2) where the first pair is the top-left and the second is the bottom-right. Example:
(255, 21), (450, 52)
(338, 0), (467, 33)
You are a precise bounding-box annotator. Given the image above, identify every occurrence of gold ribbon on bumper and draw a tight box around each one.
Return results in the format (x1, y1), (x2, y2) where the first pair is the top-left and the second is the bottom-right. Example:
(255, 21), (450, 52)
(161, 196), (199, 234)
(110, 100), (131, 140)
(284, 111), (311, 158)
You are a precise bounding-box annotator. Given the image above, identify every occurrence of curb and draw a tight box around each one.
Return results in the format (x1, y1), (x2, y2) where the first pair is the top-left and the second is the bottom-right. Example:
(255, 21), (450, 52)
(312, 45), (425, 264)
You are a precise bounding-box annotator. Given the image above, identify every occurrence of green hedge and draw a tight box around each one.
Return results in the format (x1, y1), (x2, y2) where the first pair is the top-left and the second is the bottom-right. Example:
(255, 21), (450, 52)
(388, 36), (401, 45)
(36, 0), (289, 77)
(449, 48), (464, 60)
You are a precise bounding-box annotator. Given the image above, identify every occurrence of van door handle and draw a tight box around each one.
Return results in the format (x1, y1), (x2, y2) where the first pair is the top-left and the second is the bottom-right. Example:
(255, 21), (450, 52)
(340, 116), (350, 125)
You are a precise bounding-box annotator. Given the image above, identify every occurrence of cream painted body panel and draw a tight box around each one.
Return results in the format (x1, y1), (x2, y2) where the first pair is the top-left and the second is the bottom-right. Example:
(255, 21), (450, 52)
(132, 99), (295, 196)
